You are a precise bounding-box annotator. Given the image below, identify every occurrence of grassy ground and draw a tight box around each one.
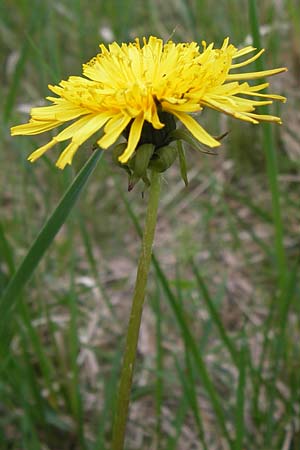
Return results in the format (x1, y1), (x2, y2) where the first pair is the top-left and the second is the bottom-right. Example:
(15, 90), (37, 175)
(1, 0), (300, 449)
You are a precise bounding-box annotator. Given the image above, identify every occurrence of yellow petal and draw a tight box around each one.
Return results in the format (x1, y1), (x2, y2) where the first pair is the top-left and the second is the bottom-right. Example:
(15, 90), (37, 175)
(30, 104), (89, 122)
(27, 139), (57, 162)
(232, 46), (257, 58)
(144, 104), (165, 129)
(201, 97), (259, 123)
(56, 113), (108, 142)
(245, 112), (282, 123)
(118, 114), (144, 163)
(11, 120), (62, 136)
(227, 67), (287, 81)
(170, 111), (220, 147)
(161, 100), (201, 113)
(230, 49), (264, 69)
(70, 113), (111, 144)
(29, 114), (110, 166)
(55, 142), (78, 169)
(98, 115), (131, 148)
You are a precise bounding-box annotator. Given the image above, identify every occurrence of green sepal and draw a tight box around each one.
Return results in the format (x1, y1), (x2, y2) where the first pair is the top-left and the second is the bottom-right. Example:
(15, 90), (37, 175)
(149, 145), (177, 172)
(112, 142), (127, 164)
(177, 140), (188, 186)
(112, 143), (131, 175)
(128, 173), (141, 192)
(168, 129), (219, 155)
(129, 143), (155, 178)
(128, 171), (151, 192)
(215, 131), (229, 141)
(142, 174), (151, 188)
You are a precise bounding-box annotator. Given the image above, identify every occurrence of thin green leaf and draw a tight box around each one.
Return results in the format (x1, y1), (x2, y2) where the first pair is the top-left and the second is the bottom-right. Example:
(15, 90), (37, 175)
(0, 222), (15, 278)
(79, 215), (117, 319)
(67, 248), (87, 450)
(235, 343), (247, 450)
(191, 260), (239, 366)
(177, 140), (189, 186)
(175, 353), (209, 450)
(0, 150), (103, 357)
(248, 0), (287, 290)
(166, 393), (188, 450)
(94, 347), (123, 450)
(151, 285), (164, 444)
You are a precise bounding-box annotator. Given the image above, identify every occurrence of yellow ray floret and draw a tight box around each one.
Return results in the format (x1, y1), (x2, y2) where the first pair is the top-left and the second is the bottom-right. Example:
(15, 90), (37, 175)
(10, 36), (287, 169)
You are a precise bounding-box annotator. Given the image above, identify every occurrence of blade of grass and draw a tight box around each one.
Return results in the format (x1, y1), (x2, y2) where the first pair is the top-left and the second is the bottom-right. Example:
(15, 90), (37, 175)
(17, 331), (47, 426)
(174, 264), (211, 450)
(232, 210), (273, 259)
(175, 352), (209, 450)
(248, 4), (288, 433)
(41, 3), (62, 81)
(78, 216), (117, 319)
(151, 284), (164, 447)
(18, 298), (56, 399)
(165, 393), (188, 450)
(23, 32), (60, 82)
(153, 258), (233, 446)
(250, 261), (298, 440)
(174, 0), (195, 33)
(0, 221), (15, 278)
(286, 0), (300, 34)
(199, 278), (227, 350)
(0, 150), (103, 359)
(225, 189), (272, 224)
(248, 0), (287, 289)
(21, 413), (42, 450)
(264, 261), (299, 447)
(191, 260), (239, 366)
(94, 347), (123, 450)
(3, 0), (46, 123)
(3, 37), (30, 123)
(74, 0), (87, 59)
(67, 245), (87, 450)
(235, 342), (247, 450)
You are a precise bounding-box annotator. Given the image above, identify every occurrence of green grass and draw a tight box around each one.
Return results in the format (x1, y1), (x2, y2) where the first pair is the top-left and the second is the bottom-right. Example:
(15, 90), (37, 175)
(1, 0), (299, 449)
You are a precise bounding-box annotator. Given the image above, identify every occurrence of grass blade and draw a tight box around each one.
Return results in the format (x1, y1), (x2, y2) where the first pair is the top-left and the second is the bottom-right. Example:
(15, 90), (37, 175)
(264, 261), (299, 447)
(151, 285), (164, 445)
(248, 0), (287, 289)
(166, 393), (188, 450)
(79, 216), (117, 319)
(235, 343), (247, 450)
(0, 150), (103, 357)
(94, 347), (123, 450)
(175, 352), (209, 450)
(0, 222), (15, 278)
(191, 260), (239, 366)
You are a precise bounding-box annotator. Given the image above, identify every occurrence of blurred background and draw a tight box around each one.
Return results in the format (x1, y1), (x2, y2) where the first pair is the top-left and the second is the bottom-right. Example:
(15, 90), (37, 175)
(0, 0), (299, 449)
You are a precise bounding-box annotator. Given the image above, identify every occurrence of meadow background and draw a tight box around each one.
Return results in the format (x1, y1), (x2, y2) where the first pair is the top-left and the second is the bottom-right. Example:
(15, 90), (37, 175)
(1, 0), (300, 449)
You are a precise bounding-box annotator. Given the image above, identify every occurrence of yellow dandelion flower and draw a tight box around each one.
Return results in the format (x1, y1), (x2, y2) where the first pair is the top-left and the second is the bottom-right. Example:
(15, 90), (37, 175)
(11, 36), (287, 169)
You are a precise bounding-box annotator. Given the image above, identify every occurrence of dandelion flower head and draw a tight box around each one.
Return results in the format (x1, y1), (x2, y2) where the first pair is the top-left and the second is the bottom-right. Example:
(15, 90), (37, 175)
(11, 36), (287, 169)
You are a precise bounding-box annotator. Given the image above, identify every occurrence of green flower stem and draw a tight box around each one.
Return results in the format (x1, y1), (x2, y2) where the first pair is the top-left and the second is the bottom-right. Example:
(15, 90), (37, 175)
(112, 170), (161, 450)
